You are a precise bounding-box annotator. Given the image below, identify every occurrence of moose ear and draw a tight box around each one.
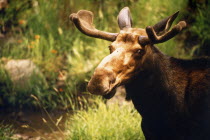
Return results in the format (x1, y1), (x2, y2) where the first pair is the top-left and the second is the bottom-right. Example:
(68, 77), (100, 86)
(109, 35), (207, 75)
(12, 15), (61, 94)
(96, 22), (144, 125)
(153, 11), (179, 35)
(117, 7), (133, 30)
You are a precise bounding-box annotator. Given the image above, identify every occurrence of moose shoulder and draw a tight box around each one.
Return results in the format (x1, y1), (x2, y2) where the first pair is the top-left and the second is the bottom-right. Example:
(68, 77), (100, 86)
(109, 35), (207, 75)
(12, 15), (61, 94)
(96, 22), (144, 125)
(70, 7), (210, 140)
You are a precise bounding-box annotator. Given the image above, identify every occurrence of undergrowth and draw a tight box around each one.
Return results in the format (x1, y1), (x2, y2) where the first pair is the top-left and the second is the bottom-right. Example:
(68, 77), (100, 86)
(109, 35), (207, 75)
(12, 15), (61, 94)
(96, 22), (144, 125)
(66, 97), (144, 140)
(0, 123), (14, 140)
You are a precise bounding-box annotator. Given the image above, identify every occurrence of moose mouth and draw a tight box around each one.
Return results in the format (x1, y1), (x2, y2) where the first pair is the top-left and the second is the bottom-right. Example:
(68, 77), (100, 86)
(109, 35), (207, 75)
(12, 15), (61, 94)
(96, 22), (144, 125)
(87, 78), (118, 99)
(102, 88), (117, 99)
(87, 65), (120, 99)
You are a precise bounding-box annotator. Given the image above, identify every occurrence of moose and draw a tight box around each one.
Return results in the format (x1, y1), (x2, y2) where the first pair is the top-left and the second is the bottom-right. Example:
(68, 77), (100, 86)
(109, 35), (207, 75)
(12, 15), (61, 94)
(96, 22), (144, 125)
(70, 7), (210, 140)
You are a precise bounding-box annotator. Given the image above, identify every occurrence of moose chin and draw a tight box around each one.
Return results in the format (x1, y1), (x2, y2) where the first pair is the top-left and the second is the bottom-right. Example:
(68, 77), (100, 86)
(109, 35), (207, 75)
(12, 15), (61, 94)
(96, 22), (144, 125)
(70, 7), (210, 140)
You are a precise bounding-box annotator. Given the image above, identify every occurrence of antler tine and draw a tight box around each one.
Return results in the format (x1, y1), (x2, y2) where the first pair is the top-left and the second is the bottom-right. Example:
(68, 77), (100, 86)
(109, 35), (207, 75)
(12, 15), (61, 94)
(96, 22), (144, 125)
(139, 21), (186, 45)
(70, 10), (118, 41)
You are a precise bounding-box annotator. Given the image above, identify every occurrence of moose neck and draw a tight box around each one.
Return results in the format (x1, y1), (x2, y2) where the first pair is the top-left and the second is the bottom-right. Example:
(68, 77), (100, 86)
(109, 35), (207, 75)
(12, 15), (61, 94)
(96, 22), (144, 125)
(125, 45), (186, 119)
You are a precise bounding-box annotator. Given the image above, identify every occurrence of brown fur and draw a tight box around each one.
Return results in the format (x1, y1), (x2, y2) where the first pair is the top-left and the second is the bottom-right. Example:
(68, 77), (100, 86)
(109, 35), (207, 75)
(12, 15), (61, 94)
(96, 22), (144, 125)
(125, 45), (210, 140)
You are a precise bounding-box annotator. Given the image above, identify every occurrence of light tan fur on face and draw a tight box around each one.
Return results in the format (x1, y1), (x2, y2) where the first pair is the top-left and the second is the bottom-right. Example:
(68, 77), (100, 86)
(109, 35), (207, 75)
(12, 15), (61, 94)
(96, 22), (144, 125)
(88, 28), (148, 96)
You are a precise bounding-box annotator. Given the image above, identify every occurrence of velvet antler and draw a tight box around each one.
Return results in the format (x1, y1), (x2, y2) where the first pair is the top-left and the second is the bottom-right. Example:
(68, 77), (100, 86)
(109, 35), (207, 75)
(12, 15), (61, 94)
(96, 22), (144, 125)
(70, 10), (118, 41)
(139, 11), (187, 45)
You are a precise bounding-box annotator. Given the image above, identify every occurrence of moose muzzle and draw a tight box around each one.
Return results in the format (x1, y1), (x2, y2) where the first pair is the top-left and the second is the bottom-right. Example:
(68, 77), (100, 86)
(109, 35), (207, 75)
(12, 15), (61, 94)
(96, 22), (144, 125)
(87, 67), (117, 99)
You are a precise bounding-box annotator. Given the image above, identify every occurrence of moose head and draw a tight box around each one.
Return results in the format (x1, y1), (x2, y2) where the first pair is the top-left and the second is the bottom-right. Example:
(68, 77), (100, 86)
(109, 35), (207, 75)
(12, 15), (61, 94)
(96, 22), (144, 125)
(70, 7), (186, 99)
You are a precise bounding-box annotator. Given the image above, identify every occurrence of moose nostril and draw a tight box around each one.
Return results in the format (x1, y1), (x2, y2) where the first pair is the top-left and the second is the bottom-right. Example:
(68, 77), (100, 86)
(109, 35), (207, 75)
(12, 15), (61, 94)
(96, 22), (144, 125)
(87, 68), (116, 95)
(87, 74), (110, 95)
(109, 75), (116, 84)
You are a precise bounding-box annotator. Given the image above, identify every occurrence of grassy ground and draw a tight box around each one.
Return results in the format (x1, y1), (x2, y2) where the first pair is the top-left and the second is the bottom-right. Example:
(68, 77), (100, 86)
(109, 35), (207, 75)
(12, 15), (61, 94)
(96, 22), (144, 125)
(66, 97), (144, 140)
(0, 123), (14, 140)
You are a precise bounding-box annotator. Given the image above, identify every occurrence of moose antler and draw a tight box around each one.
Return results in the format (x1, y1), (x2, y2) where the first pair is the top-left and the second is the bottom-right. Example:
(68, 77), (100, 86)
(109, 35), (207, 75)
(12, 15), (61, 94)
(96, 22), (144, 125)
(70, 10), (118, 41)
(139, 11), (187, 45)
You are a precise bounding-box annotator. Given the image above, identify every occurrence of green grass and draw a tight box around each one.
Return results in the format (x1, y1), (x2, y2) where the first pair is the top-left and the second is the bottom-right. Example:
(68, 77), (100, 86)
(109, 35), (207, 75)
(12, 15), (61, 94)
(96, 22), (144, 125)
(66, 97), (144, 140)
(0, 123), (14, 140)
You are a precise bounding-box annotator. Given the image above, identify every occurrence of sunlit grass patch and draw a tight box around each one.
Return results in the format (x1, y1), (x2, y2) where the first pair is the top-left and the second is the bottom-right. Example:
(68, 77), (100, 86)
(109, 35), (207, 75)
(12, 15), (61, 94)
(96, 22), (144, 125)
(66, 98), (145, 140)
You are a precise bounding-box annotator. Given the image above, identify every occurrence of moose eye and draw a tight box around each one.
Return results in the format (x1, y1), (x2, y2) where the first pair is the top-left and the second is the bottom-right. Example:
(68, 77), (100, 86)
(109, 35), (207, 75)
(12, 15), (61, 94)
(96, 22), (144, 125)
(136, 49), (141, 54)
(135, 49), (144, 57)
